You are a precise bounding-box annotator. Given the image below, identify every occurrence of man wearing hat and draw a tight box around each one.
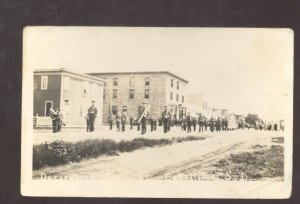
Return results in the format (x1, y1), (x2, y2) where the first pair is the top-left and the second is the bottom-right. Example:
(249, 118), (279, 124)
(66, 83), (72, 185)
(87, 101), (97, 132)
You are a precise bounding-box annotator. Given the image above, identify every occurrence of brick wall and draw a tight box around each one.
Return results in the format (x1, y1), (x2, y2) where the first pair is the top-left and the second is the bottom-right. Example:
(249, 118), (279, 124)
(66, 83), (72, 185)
(90, 72), (188, 124)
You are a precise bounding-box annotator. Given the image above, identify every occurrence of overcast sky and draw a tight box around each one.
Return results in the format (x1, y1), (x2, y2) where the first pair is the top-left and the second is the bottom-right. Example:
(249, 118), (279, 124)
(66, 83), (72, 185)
(24, 27), (293, 121)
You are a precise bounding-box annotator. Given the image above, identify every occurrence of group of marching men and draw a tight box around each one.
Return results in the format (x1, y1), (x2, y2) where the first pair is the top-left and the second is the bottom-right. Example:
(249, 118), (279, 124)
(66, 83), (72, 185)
(106, 106), (239, 134)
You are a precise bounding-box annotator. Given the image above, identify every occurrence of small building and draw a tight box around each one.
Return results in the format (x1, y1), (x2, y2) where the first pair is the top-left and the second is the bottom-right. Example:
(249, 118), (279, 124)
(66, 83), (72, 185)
(87, 71), (188, 123)
(186, 93), (210, 117)
(34, 68), (105, 127)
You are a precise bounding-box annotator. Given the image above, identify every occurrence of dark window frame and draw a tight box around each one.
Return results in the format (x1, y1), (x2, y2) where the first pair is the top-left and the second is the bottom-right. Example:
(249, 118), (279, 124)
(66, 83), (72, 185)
(145, 77), (150, 86)
(113, 89), (118, 98)
(113, 78), (118, 86)
(129, 89), (134, 99)
(145, 89), (150, 99)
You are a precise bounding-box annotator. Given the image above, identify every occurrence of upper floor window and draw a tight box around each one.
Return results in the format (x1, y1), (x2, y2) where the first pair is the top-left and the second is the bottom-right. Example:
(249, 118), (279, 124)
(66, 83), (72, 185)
(130, 77), (135, 86)
(182, 95), (184, 103)
(171, 79), (173, 87)
(63, 76), (71, 91)
(145, 77), (150, 86)
(113, 78), (118, 86)
(103, 89), (106, 98)
(129, 89), (134, 99)
(177, 81), (179, 90)
(170, 92), (173, 100)
(41, 76), (48, 90)
(113, 89), (118, 98)
(145, 89), (150, 99)
(176, 94), (179, 102)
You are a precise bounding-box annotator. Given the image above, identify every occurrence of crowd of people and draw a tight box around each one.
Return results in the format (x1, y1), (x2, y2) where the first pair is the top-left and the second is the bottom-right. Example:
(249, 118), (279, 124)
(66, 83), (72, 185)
(105, 107), (245, 135)
(50, 103), (283, 134)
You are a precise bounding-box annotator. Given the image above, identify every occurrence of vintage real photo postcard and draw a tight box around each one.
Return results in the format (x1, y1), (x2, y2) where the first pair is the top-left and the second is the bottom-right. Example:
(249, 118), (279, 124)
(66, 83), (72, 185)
(21, 27), (293, 198)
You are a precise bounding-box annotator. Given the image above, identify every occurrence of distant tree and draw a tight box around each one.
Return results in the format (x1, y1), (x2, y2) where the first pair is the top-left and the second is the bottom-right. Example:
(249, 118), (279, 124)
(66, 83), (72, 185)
(245, 114), (260, 126)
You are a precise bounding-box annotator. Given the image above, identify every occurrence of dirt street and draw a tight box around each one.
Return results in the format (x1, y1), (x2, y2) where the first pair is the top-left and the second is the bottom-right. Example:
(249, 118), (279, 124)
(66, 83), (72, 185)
(33, 129), (284, 180)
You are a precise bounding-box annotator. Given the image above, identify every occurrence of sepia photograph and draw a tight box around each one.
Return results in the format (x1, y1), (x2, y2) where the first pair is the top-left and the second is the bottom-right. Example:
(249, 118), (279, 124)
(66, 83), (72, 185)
(21, 27), (293, 198)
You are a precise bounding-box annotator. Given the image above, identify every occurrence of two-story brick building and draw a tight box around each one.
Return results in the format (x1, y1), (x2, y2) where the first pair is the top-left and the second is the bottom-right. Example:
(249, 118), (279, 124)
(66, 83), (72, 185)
(34, 68), (105, 126)
(87, 71), (188, 123)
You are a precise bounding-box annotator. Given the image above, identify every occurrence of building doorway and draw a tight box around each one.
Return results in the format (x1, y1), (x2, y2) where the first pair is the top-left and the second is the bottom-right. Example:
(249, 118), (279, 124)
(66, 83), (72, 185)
(45, 101), (53, 116)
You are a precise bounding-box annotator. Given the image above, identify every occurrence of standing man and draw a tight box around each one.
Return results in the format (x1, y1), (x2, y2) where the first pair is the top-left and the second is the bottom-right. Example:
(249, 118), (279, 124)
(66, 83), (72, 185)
(129, 115), (134, 130)
(121, 112), (127, 132)
(162, 106), (169, 133)
(209, 117), (215, 132)
(198, 114), (204, 132)
(88, 101), (97, 132)
(141, 113), (147, 135)
(150, 113), (154, 132)
(167, 111), (172, 132)
(153, 114), (157, 131)
(50, 107), (59, 133)
(186, 113), (192, 133)
(107, 113), (114, 131)
(192, 117), (197, 131)
(115, 113), (121, 132)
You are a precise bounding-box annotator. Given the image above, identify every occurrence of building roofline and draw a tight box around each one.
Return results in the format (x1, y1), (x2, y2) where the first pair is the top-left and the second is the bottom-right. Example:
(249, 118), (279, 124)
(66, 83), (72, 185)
(34, 68), (106, 83)
(87, 71), (188, 83)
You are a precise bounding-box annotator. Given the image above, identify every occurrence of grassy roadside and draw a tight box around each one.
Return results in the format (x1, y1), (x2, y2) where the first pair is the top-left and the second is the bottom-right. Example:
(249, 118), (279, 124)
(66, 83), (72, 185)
(33, 136), (206, 170)
(210, 144), (284, 180)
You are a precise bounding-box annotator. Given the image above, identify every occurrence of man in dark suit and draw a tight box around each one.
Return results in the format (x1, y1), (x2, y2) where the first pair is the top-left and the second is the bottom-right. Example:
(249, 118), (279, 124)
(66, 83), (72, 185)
(121, 112), (127, 132)
(141, 114), (147, 134)
(162, 106), (169, 133)
(116, 113), (121, 132)
(87, 101), (97, 132)
(129, 115), (134, 130)
(107, 113), (114, 131)
(186, 113), (192, 133)
(50, 107), (59, 133)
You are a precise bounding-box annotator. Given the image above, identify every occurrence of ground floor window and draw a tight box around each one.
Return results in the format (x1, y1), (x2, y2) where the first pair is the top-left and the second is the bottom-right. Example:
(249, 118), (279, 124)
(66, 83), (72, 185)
(112, 106), (118, 114)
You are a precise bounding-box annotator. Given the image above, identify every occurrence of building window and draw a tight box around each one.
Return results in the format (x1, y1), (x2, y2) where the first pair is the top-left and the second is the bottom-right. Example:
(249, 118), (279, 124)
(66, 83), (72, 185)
(138, 106), (144, 115)
(45, 101), (53, 116)
(176, 94), (179, 102)
(129, 89), (134, 99)
(112, 106), (118, 114)
(113, 89), (117, 98)
(130, 77), (135, 86)
(145, 89), (150, 99)
(113, 78), (118, 86)
(182, 96), (184, 103)
(103, 89), (106, 98)
(63, 76), (71, 90)
(145, 77), (150, 86)
(170, 92), (173, 100)
(123, 106), (127, 112)
(171, 79), (173, 87)
(41, 76), (48, 90)
(177, 81), (179, 90)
